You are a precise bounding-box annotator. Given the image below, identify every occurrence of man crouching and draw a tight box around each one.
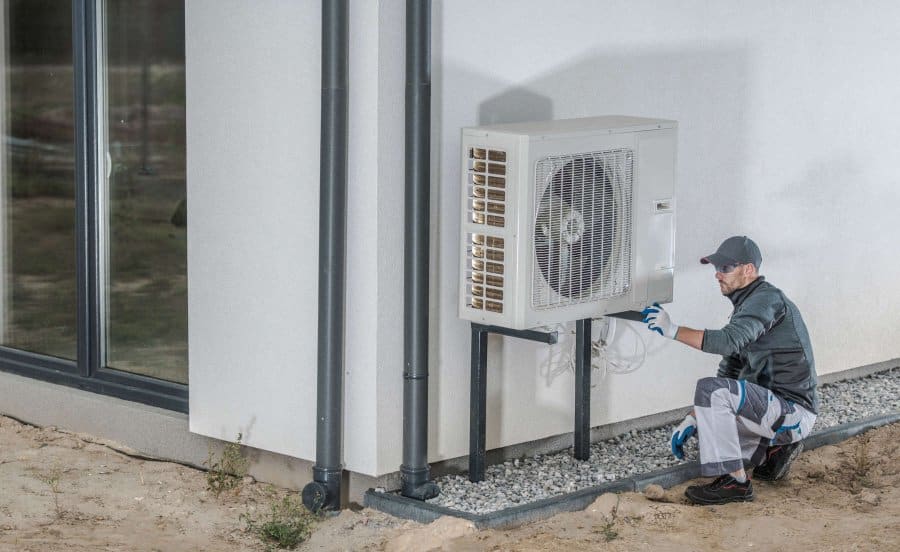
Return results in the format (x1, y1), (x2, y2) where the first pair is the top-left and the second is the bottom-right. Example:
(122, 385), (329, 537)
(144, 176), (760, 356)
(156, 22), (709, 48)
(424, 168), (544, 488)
(642, 236), (818, 505)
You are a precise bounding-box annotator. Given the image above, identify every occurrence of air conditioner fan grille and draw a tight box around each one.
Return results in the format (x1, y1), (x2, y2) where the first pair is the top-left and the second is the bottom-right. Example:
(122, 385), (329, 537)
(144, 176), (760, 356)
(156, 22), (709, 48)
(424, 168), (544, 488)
(532, 149), (633, 309)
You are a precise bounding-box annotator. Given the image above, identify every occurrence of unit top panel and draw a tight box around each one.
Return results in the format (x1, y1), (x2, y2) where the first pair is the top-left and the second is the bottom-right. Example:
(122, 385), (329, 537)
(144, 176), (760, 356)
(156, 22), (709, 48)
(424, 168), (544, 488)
(463, 115), (676, 138)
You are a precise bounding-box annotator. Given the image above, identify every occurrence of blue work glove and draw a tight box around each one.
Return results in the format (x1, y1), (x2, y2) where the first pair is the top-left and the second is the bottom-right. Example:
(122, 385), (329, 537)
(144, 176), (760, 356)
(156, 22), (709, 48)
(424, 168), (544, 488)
(641, 303), (679, 339)
(671, 414), (697, 460)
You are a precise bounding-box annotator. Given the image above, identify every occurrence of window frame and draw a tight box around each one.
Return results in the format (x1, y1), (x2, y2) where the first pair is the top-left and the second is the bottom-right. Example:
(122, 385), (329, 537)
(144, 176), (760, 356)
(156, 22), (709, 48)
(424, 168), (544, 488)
(0, 0), (188, 413)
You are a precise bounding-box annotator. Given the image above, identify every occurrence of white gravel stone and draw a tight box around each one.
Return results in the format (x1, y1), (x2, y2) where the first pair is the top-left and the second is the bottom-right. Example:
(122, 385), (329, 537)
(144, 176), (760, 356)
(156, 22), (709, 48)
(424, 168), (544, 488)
(426, 367), (900, 515)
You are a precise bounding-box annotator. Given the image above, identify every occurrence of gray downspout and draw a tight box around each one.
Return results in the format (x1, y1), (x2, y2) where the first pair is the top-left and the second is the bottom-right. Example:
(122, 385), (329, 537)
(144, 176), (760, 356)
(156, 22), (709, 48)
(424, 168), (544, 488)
(302, 0), (349, 513)
(400, 0), (440, 501)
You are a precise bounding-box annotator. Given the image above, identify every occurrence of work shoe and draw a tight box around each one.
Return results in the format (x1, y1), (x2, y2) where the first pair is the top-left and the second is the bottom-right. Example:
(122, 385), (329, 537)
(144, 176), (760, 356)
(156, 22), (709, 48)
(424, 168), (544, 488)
(685, 474), (754, 505)
(753, 441), (804, 481)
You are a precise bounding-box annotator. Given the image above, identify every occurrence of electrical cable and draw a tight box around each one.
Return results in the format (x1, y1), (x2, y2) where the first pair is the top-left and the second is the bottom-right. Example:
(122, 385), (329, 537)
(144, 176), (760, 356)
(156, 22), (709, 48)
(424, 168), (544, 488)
(600, 319), (647, 375)
(587, 317), (647, 385)
(538, 323), (574, 385)
(538, 316), (650, 386)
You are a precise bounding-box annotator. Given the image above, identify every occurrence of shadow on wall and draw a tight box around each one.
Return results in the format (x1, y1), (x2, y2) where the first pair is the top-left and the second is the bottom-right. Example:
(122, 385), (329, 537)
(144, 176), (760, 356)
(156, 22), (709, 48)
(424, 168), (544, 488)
(479, 87), (553, 450)
(478, 87), (554, 126)
(427, 62), (556, 458)
(428, 43), (752, 460)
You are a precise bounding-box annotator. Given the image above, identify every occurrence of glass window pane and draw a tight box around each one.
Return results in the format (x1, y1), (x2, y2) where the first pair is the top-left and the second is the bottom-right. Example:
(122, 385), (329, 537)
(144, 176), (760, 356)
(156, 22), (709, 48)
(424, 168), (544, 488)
(104, 0), (186, 383)
(1, 0), (77, 359)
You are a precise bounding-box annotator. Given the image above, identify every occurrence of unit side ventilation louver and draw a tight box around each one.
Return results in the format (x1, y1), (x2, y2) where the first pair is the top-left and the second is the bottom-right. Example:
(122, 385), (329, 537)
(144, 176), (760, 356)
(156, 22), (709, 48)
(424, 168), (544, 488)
(465, 147), (507, 314)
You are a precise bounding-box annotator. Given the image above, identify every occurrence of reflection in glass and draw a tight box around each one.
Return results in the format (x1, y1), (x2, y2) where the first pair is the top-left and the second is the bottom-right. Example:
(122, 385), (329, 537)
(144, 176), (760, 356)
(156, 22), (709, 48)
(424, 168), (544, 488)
(104, 0), (187, 383)
(1, 0), (76, 359)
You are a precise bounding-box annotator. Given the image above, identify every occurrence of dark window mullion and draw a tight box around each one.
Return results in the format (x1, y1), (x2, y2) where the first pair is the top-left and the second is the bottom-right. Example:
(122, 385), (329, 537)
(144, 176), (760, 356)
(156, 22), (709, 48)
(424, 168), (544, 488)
(72, 0), (103, 378)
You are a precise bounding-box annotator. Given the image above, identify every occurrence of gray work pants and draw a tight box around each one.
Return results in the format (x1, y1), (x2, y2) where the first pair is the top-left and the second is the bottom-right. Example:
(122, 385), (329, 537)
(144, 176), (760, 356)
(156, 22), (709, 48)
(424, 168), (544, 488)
(693, 377), (817, 477)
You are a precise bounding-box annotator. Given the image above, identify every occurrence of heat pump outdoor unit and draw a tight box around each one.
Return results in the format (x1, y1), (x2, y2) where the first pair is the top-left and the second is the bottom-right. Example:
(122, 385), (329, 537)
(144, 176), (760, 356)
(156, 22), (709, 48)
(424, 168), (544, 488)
(458, 116), (677, 330)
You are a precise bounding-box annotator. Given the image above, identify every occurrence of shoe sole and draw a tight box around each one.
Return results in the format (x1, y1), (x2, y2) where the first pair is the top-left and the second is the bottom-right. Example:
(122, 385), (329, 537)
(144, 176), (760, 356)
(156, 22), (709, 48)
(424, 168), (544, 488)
(684, 490), (755, 505)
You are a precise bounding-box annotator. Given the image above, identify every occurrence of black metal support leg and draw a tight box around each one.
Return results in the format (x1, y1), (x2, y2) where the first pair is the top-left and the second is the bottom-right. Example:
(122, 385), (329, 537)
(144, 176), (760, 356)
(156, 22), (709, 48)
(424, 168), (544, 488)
(469, 325), (488, 482)
(467, 323), (559, 482)
(574, 318), (591, 460)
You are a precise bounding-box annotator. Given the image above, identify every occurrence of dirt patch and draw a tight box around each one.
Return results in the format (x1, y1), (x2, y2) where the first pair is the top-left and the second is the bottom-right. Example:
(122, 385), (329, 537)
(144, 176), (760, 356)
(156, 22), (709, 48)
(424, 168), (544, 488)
(1, 415), (897, 551)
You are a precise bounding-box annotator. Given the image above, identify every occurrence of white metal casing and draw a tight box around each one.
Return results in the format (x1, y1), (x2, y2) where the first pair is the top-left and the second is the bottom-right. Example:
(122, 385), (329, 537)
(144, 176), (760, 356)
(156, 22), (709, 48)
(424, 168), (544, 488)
(458, 116), (677, 330)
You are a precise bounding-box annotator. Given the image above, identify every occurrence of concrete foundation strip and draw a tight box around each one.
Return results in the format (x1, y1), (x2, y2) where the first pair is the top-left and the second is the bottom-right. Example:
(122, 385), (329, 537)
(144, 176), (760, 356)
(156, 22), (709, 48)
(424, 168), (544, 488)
(363, 411), (900, 529)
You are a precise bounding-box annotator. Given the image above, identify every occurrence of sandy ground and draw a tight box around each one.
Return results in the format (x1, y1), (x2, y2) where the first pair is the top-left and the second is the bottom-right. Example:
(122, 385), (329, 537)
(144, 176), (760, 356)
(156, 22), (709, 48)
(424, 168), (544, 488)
(0, 415), (897, 551)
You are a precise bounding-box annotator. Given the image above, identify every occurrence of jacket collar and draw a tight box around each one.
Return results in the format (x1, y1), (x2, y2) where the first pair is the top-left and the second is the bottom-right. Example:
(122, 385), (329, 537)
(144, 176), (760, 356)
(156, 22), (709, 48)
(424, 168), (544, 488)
(726, 276), (766, 307)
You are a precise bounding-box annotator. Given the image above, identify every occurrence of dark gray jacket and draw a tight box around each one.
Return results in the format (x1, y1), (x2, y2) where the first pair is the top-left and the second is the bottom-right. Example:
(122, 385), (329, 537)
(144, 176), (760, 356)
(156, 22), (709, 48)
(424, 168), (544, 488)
(701, 277), (819, 414)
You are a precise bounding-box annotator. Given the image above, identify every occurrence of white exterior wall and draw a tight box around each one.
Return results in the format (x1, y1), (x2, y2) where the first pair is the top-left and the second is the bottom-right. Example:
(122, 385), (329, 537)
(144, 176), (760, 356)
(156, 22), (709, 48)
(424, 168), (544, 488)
(185, 0), (323, 462)
(427, 0), (900, 464)
(186, 0), (396, 476)
(187, 0), (900, 476)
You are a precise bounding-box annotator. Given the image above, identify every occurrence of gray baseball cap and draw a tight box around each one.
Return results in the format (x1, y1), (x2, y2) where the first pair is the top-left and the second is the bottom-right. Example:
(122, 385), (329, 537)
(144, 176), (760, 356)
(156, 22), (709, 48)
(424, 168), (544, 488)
(700, 236), (762, 268)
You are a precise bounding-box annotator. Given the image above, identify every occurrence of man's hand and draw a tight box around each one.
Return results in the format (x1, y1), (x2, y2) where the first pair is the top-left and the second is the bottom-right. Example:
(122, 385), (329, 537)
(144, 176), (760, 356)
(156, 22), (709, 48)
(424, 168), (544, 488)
(671, 414), (697, 460)
(641, 303), (679, 339)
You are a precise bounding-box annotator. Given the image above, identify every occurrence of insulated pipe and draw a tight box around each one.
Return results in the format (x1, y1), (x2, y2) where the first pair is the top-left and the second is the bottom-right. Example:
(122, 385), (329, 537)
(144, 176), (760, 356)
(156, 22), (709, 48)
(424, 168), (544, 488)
(302, 0), (349, 513)
(400, 0), (440, 501)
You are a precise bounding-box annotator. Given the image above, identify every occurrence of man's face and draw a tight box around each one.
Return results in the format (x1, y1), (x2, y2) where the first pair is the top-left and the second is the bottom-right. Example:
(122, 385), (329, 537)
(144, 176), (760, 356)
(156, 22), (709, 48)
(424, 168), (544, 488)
(715, 263), (757, 295)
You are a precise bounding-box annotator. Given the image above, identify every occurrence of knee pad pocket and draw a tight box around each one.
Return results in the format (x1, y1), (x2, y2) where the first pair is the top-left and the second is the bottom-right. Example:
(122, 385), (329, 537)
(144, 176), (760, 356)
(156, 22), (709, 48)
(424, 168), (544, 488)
(694, 377), (737, 408)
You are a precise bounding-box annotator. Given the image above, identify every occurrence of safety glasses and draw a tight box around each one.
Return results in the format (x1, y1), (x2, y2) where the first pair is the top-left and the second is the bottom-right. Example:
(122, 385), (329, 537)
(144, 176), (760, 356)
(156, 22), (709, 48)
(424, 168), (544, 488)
(715, 263), (743, 274)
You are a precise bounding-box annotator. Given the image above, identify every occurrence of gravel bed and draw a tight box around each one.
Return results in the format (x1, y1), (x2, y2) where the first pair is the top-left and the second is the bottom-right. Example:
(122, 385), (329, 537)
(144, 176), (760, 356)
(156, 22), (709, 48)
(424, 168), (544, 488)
(427, 367), (900, 514)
